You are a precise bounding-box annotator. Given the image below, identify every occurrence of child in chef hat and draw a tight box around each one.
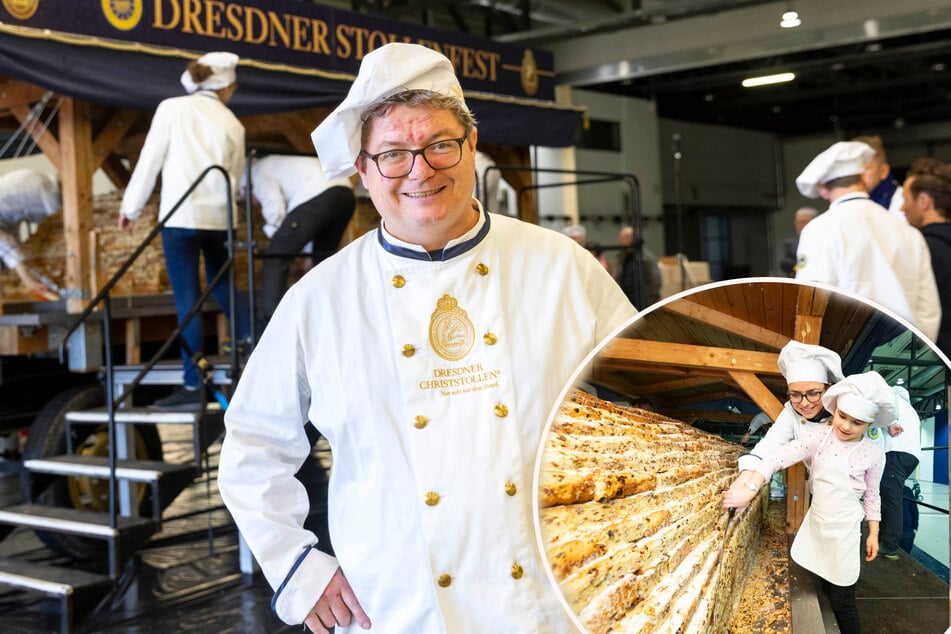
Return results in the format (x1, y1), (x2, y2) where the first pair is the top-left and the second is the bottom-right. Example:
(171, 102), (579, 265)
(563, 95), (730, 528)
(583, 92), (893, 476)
(725, 370), (893, 634)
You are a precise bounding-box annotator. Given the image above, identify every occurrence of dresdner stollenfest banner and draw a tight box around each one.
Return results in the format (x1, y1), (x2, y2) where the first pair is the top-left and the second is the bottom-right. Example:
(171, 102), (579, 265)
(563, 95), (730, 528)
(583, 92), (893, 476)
(0, 0), (582, 146)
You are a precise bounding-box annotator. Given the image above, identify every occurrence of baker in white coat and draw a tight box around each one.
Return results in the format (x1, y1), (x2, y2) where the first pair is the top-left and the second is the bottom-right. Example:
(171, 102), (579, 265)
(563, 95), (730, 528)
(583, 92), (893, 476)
(725, 371), (893, 634)
(0, 168), (61, 300)
(217, 43), (636, 634)
(118, 51), (249, 410)
(873, 385), (922, 558)
(242, 154), (355, 328)
(737, 340), (844, 478)
(795, 141), (941, 342)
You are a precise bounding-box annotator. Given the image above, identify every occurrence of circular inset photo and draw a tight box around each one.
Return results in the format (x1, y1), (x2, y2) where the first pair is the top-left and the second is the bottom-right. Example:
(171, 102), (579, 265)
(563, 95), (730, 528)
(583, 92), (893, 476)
(534, 278), (950, 634)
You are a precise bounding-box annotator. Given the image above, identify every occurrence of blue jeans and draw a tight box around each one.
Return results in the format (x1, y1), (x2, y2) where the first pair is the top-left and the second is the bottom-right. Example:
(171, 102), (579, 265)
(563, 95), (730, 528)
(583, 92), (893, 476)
(162, 227), (249, 388)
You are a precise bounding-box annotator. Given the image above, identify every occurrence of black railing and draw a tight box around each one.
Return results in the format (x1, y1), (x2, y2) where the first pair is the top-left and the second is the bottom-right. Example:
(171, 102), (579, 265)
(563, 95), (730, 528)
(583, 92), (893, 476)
(57, 164), (247, 542)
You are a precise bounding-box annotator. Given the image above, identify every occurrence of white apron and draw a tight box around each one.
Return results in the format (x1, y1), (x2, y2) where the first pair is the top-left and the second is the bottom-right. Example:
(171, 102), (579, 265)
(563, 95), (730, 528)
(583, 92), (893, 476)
(790, 428), (864, 586)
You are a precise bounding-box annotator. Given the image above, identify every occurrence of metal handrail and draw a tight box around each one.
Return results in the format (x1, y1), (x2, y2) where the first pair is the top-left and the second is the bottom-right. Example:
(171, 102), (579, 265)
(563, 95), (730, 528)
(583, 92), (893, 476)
(484, 165), (644, 307)
(57, 164), (243, 535)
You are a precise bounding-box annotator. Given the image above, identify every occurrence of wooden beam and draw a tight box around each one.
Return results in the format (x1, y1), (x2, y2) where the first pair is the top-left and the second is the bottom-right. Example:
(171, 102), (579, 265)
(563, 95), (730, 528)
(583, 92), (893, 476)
(91, 108), (139, 172)
(677, 409), (750, 424)
(0, 325), (49, 355)
(785, 287), (829, 532)
(98, 153), (132, 190)
(0, 77), (49, 108)
(8, 103), (61, 171)
(636, 375), (723, 393)
(665, 298), (789, 349)
(598, 338), (783, 375)
(794, 285), (830, 343)
(728, 370), (784, 420)
(676, 389), (753, 404)
(58, 98), (95, 313)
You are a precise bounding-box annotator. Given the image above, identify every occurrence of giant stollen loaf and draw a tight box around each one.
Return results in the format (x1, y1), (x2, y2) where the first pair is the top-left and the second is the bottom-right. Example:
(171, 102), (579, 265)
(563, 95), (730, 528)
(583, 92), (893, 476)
(538, 390), (766, 633)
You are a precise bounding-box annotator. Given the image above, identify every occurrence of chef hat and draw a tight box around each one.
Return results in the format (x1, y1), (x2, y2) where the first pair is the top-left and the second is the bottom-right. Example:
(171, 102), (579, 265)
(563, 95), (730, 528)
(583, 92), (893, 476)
(795, 141), (875, 198)
(777, 341), (844, 384)
(562, 224), (587, 241)
(180, 51), (239, 94)
(821, 371), (896, 427)
(311, 43), (468, 180)
(893, 385), (911, 404)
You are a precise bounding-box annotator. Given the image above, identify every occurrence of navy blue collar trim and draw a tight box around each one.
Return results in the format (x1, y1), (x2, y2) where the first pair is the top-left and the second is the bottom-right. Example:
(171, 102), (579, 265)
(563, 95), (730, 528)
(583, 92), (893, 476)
(377, 210), (491, 262)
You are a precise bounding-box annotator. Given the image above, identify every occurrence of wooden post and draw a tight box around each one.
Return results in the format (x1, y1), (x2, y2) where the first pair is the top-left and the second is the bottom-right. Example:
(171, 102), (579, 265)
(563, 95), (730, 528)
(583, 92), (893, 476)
(58, 98), (95, 313)
(785, 285), (829, 532)
(125, 318), (141, 365)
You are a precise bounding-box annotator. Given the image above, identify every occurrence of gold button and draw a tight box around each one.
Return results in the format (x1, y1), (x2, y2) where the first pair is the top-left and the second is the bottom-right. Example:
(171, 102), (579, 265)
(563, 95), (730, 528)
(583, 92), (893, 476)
(505, 481), (517, 496)
(425, 492), (440, 506)
(402, 344), (416, 357)
(414, 415), (428, 429)
(438, 574), (452, 587)
(476, 263), (489, 276)
(392, 275), (406, 288)
(483, 332), (497, 345)
(494, 403), (509, 418)
(511, 563), (524, 579)
(800, 419), (806, 425)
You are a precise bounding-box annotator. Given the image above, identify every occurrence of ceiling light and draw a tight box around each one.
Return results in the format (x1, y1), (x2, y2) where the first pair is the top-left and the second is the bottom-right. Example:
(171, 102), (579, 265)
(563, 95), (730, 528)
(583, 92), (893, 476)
(780, 10), (800, 28)
(742, 72), (796, 88)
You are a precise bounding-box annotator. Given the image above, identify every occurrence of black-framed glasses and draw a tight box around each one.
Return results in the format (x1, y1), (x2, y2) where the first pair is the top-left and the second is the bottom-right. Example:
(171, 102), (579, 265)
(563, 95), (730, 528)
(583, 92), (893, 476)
(361, 132), (469, 178)
(787, 389), (824, 403)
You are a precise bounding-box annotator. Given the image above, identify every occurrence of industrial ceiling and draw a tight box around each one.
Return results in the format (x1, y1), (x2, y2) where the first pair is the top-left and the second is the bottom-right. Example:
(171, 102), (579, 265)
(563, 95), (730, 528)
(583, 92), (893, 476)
(321, 0), (951, 137)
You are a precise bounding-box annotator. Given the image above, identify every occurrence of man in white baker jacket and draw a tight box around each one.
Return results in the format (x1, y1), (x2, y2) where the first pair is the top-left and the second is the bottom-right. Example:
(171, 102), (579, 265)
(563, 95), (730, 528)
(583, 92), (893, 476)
(241, 154), (355, 329)
(794, 141), (941, 342)
(217, 43), (636, 633)
(874, 385), (922, 559)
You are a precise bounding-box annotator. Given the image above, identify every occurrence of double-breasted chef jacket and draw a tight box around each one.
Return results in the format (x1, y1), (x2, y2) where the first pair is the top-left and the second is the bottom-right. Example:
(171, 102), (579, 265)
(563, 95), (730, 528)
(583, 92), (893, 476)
(218, 205), (636, 631)
(795, 192), (941, 342)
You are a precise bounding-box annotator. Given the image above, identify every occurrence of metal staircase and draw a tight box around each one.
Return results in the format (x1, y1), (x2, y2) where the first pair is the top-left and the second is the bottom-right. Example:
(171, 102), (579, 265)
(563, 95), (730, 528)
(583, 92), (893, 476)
(0, 362), (232, 632)
(0, 165), (252, 632)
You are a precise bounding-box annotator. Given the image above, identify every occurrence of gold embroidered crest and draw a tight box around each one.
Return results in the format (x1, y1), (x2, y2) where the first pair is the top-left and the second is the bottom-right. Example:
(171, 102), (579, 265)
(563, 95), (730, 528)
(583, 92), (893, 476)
(429, 294), (475, 361)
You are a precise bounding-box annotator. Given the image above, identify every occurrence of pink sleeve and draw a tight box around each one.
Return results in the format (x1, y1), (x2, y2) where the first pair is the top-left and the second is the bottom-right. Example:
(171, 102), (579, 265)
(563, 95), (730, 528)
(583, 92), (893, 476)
(753, 427), (821, 481)
(862, 446), (886, 521)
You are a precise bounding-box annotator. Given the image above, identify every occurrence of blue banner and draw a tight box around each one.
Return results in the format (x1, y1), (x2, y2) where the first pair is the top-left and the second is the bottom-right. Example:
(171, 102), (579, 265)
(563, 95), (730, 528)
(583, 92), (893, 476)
(1, 0), (556, 100)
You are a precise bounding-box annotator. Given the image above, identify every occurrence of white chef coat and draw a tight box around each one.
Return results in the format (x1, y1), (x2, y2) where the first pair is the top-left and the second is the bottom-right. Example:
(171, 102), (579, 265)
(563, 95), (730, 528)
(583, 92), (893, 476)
(0, 168), (60, 269)
(218, 205), (636, 631)
(242, 155), (352, 238)
(869, 393), (923, 460)
(795, 192), (941, 342)
(738, 401), (830, 473)
(119, 90), (245, 230)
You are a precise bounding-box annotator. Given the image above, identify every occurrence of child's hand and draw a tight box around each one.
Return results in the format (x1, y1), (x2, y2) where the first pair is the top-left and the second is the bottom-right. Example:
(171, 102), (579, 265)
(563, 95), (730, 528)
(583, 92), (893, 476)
(865, 534), (879, 561)
(723, 480), (756, 510)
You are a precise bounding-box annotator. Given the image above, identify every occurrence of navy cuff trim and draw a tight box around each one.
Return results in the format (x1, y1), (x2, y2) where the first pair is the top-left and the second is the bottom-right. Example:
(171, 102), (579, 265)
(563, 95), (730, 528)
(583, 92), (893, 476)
(271, 544), (319, 618)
